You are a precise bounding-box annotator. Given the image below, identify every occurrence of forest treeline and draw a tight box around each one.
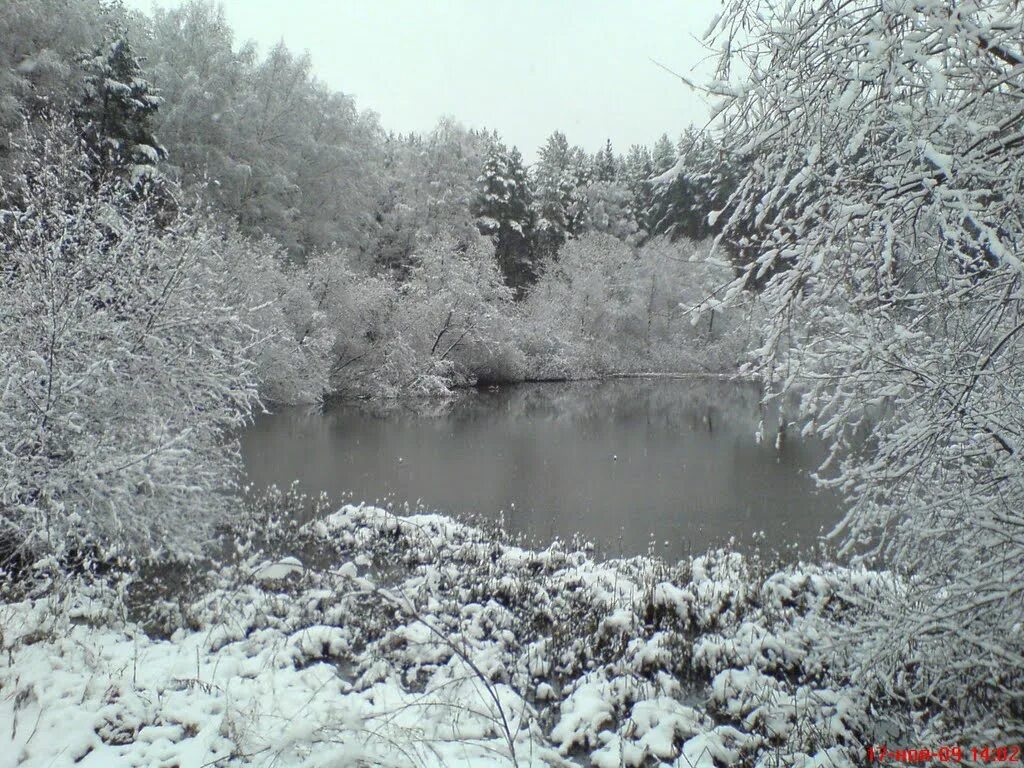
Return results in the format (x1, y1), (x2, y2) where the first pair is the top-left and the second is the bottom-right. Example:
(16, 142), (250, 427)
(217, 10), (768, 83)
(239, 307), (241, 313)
(1, 0), (750, 406)
(3, 0), (726, 267)
(1, 0), (754, 560)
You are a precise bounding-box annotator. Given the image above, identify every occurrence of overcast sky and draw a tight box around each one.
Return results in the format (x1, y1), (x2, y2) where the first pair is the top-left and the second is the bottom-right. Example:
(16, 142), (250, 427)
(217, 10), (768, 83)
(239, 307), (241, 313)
(125, 0), (719, 160)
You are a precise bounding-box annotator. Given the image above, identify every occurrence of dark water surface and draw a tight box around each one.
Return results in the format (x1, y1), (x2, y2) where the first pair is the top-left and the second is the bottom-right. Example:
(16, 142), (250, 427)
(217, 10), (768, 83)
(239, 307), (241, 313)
(240, 379), (844, 561)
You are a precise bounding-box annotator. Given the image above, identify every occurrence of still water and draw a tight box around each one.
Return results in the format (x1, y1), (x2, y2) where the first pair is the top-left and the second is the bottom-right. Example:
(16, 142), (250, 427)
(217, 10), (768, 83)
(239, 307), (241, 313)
(240, 378), (844, 561)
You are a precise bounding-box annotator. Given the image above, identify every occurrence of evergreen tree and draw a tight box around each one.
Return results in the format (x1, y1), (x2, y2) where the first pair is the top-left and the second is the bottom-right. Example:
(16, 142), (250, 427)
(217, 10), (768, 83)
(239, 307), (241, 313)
(648, 130), (738, 244)
(624, 144), (655, 234)
(474, 141), (535, 292)
(646, 131), (771, 284)
(594, 139), (617, 182)
(613, 153), (628, 182)
(565, 145), (592, 237)
(532, 131), (590, 261)
(532, 132), (571, 260)
(76, 34), (165, 178)
(651, 133), (676, 175)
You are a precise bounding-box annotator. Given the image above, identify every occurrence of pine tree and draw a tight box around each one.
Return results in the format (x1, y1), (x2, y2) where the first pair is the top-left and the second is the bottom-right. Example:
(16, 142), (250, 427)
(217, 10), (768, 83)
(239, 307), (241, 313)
(532, 132), (571, 260)
(565, 145), (592, 237)
(532, 131), (590, 261)
(651, 133), (676, 175)
(594, 139), (617, 182)
(647, 131), (741, 248)
(473, 141), (535, 291)
(624, 144), (655, 234)
(76, 34), (165, 179)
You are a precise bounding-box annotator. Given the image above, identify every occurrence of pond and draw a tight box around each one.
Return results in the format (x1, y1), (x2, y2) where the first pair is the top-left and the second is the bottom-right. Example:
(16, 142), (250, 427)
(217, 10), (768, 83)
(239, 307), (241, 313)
(239, 378), (845, 561)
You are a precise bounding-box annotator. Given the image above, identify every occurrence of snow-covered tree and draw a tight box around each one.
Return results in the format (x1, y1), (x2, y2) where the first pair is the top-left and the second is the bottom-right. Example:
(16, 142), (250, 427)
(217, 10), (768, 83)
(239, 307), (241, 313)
(395, 232), (521, 391)
(413, 118), (491, 242)
(215, 229), (332, 404)
(367, 120), (489, 275)
(706, 0), (1024, 737)
(651, 133), (676, 175)
(76, 33), (165, 178)
(624, 144), (655, 235)
(522, 233), (741, 376)
(648, 129), (740, 248)
(139, 6), (384, 257)
(593, 138), (617, 182)
(584, 180), (638, 243)
(532, 131), (590, 261)
(320, 232), (521, 398)
(473, 140), (534, 291)
(368, 179), (419, 277)
(0, 129), (259, 563)
(520, 234), (631, 375)
(0, 0), (108, 166)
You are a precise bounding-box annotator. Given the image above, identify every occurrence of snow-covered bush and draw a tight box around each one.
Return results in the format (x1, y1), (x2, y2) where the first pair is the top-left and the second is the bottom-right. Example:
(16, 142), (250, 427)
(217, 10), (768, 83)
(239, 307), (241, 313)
(706, 0), (1024, 737)
(521, 233), (754, 377)
(403, 232), (522, 386)
(0, 130), (260, 564)
(217, 232), (332, 404)
(116, 505), (885, 766)
(321, 232), (524, 398)
(634, 237), (761, 373)
(522, 233), (636, 375)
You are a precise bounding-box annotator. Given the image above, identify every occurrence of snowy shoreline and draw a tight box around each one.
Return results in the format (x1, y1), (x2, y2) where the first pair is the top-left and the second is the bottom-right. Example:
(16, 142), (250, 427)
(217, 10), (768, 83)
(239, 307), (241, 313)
(318, 371), (758, 409)
(0, 505), (898, 767)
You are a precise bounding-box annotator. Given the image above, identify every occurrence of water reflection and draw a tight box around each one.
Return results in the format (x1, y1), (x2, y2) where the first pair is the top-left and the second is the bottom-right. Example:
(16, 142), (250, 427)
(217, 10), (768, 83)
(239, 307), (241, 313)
(240, 378), (843, 561)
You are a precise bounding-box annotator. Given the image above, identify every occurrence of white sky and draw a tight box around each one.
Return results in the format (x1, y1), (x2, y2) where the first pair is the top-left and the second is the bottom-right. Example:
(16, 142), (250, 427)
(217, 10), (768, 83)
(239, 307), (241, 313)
(125, 0), (720, 160)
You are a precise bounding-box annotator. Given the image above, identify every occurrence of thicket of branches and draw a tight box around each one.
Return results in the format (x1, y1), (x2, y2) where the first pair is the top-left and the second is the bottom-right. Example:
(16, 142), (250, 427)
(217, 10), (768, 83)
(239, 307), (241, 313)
(0, 128), (261, 563)
(705, 0), (1024, 738)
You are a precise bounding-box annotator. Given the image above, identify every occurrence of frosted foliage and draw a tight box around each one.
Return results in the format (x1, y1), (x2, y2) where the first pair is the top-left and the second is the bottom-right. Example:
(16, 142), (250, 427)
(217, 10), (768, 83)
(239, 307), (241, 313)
(532, 131), (591, 258)
(522, 234), (751, 377)
(318, 233), (522, 398)
(585, 181), (638, 242)
(77, 35), (165, 176)
(368, 120), (491, 274)
(140, 5), (384, 256)
(474, 141), (533, 289)
(0, 136), (260, 560)
(706, 0), (1024, 733)
(0, 0), (106, 157)
(215, 233), (331, 405)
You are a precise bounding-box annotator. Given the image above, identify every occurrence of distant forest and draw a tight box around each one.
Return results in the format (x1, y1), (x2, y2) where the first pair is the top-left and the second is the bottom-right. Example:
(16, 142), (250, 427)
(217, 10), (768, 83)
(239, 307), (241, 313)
(2, 0), (751, 405)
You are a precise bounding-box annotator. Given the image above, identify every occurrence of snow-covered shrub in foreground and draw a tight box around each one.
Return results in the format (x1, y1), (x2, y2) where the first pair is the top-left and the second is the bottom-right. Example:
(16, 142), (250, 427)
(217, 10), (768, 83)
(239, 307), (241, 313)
(0, 504), (918, 767)
(0, 132), (260, 563)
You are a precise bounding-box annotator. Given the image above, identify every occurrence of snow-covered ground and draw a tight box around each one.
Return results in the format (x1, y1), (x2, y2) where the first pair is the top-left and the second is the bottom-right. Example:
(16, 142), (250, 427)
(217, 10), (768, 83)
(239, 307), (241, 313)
(1, 505), (897, 767)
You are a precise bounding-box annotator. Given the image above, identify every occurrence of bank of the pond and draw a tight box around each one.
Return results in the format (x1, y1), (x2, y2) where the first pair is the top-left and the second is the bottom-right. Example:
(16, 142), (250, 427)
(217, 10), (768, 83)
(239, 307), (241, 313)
(2, 505), (896, 768)
(318, 371), (755, 407)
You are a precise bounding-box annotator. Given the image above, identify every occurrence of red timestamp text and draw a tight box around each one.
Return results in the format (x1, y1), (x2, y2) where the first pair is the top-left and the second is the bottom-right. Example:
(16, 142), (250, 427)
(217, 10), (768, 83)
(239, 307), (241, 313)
(866, 745), (1021, 764)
